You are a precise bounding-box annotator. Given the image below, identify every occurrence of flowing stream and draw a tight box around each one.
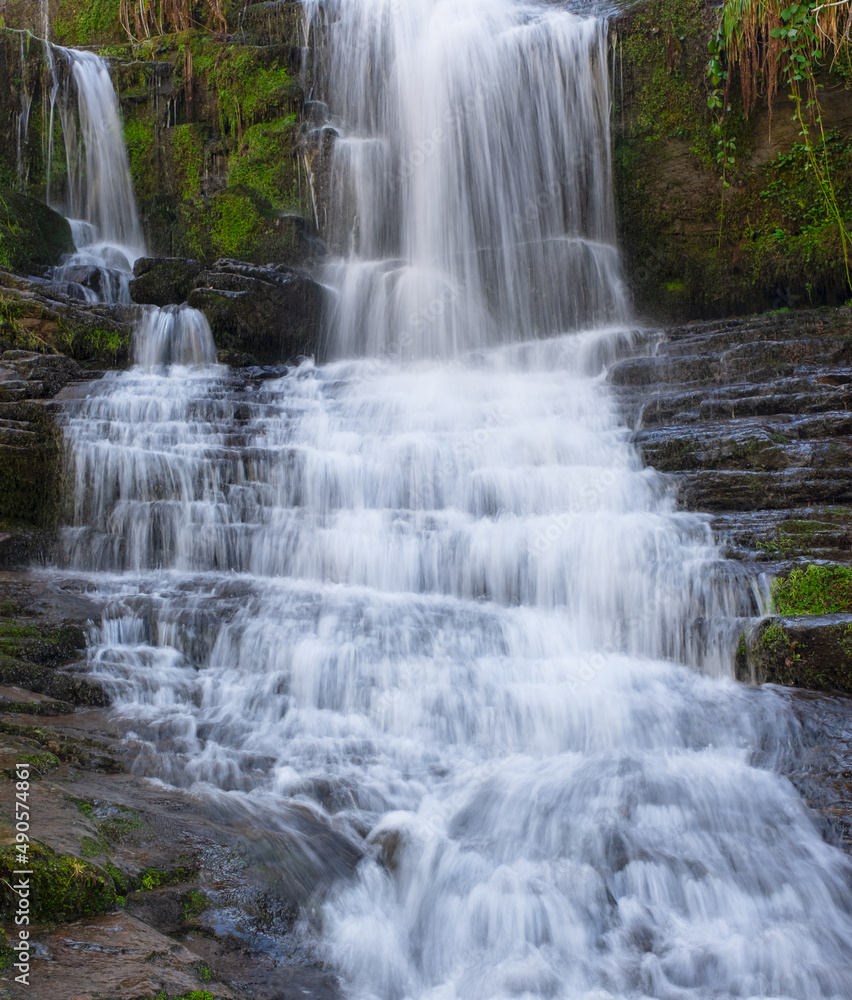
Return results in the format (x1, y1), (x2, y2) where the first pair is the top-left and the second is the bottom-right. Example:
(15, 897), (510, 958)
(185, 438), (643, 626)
(50, 1), (852, 997)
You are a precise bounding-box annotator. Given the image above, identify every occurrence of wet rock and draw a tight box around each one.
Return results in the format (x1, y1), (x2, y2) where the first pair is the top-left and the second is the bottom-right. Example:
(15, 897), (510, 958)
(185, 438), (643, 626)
(0, 270), (134, 369)
(0, 350), (81, 397)
(0, 189), (75, 274)
(782, 689), (852, 852)
(21, 910), (250, 1000)
(0, 399), (64, 530)
(0, 656), (105, 706)
(676, 469), (852, 512)
(129, 256), (204, 306)
(188, 258), (324, 365)
(609, 308), (852, 574)
(736, 614), (852, 693)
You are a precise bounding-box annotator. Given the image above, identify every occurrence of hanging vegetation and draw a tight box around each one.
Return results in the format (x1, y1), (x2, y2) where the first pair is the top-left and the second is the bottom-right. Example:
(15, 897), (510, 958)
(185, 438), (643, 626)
(709, 0), (852, 286)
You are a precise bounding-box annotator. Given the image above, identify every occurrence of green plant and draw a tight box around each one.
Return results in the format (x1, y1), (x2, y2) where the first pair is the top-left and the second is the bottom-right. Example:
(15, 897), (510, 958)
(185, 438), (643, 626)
(707, 35), (738, 246)
(711, 0), (852, 291)
(771, 562), (852, 614)
(182, 888), (209, 920)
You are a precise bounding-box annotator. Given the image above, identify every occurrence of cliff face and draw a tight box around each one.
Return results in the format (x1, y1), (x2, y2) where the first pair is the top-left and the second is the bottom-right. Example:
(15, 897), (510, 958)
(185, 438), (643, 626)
(612, 0), (852, 323)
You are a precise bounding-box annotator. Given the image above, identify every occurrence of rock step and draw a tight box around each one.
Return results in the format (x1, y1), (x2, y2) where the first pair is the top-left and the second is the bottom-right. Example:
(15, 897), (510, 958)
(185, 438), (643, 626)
(0, 655), (106, 706)
(711, 507), (852, 563)
(736, 614), (852, 693)
(611, 341), (852, 388)
(635, 379), (852, 426)
(637, 424), (852, 473)
(677, 469), (852, 512)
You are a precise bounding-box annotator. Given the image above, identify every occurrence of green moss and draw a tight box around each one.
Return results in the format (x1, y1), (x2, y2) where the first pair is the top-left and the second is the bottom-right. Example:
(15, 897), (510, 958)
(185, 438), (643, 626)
(80, 836), (103, 858)
(212, 193), (260, 257)
(182, 888), (209, 920)
(0, 928), (13, 971)
(124, 118), (156, 199)
(54, 0), (122, 46)
(136, 865), (198, 891)
(195, 961), (213, 983)
(102, 862), (131, 895)
(215, 49), (299, 138)
(0, 620), (84, 664)
(171, 124), (206, 201)
(0, 189), (74, 275)
(761, 620), (799, 657)
(140, 992), (215, 1000)
(16, 750), (59, 773)
(772, 563), (852, 615)
(227, 115), (301, 210)
(0, 841), (116, 922)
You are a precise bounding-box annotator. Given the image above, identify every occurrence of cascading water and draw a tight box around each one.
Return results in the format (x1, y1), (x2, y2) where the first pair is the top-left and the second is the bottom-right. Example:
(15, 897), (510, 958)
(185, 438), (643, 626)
(11, 39), (146, 300)
(52, 0), (852, 998)
(48, 46), (145, 304)
(305, 0), (628, 357)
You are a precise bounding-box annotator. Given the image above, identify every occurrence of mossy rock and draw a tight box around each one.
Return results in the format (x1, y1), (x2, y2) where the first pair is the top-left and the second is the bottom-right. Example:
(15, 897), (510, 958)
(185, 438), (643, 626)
(0, 655), (104, 706)
(129, 257), (205, 307)
(0, 717), (122, 769)
(771, 563), (852, 616)
(172, 187), (322, 267)
(0, 190), (74, 276)
(0, 841), (117, 922)
(736, 614), (852, 692)
(0, 289), (133, 369)
(0, 620), (85, 666)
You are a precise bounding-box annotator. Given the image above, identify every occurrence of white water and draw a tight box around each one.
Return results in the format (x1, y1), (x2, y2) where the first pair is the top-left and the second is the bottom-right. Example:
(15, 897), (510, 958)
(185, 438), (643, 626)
(54, 0), (852, 997)
(12, 39), (145, 297)
(304, 0), (627, 357)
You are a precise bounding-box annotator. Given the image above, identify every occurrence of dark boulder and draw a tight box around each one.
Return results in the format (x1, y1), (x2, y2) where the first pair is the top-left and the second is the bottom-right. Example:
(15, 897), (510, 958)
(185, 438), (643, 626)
(129, 257), (204, 306)
(188, 258), (324, 365)
(0, 190), (75, 275)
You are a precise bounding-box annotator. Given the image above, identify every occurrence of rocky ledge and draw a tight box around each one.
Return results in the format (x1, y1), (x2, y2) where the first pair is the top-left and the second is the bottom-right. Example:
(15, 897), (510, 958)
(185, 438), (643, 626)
(608, 307), (852, 694)
(130, 256), (324, 366)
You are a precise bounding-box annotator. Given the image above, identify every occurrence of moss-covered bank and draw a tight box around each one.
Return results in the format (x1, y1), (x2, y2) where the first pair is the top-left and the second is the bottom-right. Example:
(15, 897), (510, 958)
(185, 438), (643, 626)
(612, 0), (852, 322)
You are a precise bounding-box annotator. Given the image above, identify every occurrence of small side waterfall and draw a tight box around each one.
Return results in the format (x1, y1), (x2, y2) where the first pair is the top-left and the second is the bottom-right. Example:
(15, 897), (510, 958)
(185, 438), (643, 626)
(46, 0), (852, 997)
(10, 35), (144, 300)
(134, 305), (219, 368)
(57, 48), (144, 256)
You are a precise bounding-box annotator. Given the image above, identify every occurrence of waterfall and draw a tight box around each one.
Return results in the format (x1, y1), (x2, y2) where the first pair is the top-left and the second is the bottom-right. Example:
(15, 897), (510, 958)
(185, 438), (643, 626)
(53, 0), (852, 997)
(133, 305), (219, 369)
(304, 0), (628, 358)
(56, 48), (144, 256)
